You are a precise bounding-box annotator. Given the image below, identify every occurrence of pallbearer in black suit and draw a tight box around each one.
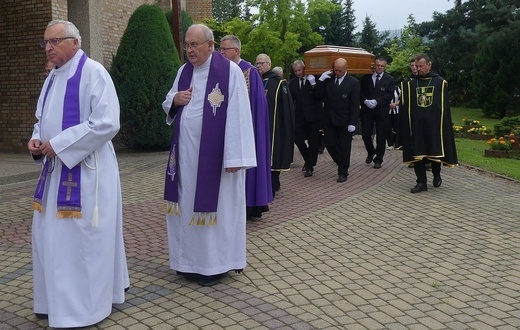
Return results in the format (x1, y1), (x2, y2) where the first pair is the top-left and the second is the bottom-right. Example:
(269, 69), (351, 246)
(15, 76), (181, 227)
(315, 58), (360, 183)
(289, 60), (323, 178)
(360, 58), (396, 169)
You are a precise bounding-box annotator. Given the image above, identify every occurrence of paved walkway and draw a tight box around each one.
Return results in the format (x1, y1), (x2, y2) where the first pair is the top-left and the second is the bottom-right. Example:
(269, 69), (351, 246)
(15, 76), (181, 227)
(1, 138), (520, 329)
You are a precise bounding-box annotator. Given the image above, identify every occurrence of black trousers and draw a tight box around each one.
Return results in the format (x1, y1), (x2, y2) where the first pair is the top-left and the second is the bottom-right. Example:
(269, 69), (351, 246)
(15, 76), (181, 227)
(294, 120), (321, 170)
(323, 124), (353, 176)
(361, 109), (390, 164)
(386, 113), (399, 147)
(414, 160), (441, 183)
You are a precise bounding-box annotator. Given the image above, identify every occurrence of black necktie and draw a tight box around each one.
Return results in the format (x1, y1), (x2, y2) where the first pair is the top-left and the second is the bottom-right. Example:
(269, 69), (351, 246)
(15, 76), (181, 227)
(335, 78), (340, 88)
(375, 74), (380, 87)
(300, 78), (305, 89)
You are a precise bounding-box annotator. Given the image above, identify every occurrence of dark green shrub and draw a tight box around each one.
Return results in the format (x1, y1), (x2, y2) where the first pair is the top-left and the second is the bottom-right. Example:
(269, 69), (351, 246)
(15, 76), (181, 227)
(110, 4), (181, 150)
(493, 116), (520, 137)
(165, 9), (193, 38)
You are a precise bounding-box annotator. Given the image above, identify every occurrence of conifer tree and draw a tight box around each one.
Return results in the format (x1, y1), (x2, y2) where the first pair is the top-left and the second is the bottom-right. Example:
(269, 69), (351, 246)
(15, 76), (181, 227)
(110, 4), (181, 150)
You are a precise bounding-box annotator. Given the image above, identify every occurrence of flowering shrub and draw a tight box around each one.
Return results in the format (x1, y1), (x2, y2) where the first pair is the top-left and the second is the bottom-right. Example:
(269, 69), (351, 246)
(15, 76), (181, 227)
(462, 118), (480, 125)
(467, 125), (490, 135)
(487, 137), (514, 151)
(453, 125), (463, 132)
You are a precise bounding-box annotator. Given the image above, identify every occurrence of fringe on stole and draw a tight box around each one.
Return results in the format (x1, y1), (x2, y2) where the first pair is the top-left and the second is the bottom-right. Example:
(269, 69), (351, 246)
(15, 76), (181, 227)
(164, 202), (217, 226)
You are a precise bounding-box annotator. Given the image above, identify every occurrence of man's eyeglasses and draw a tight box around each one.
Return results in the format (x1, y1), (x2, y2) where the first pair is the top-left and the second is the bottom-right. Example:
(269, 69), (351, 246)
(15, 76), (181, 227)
(255, 61), (268, 66)
(219, 47), (237, 52)
(39, 37), (75, 48)
(183, 40), (209, 50)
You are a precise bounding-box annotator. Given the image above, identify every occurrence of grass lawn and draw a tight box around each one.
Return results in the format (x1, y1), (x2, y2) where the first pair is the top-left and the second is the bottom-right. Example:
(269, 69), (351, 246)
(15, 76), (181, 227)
(451, 107), (520, 181)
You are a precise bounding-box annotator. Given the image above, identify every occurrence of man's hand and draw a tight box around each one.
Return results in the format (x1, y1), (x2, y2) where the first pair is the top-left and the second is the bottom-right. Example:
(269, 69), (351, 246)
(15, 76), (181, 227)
(28, 139), (42, 155)
(319, 70), (332, 82)
(347, 125), (356, 133)
(174, 87), (193, 106)
(40, 141), (56, 158)
(225, 167), (240, 173)
(306, 75), (316, 86)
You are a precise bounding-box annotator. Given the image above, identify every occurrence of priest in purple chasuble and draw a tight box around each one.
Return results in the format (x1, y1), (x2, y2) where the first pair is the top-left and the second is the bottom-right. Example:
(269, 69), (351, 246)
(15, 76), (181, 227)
(219, 35), (273, 220)
(27, 20), (129, 328)
(162, 24), (256, 286)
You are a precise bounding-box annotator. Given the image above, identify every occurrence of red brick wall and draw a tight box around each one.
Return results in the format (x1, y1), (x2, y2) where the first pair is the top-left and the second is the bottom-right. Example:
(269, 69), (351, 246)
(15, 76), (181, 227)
(0, 0), (53, 152)
(0, 0), (210, 152)
(185, 0), (212, 21)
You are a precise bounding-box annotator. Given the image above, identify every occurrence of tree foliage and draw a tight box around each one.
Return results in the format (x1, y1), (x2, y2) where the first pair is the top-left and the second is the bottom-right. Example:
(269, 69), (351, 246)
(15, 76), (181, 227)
(418, 0), (520, 115)
(472, 19), (520, 117)
(385, 15), (428, 81)
(110, 4), (181, 150)
(239, 0), (334, 77)
(357, 15), (390, 57)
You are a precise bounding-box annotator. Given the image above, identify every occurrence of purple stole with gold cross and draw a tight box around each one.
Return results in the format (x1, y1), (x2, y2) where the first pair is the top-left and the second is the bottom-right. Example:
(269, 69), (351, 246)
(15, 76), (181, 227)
(164, 52), (230, 222)
(33, 53), (87, 219)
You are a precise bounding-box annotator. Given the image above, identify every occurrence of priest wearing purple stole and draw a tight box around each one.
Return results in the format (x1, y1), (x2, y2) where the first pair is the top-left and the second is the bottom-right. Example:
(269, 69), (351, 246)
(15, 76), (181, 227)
(27, 20), (129, 328)
(219, 35), (273, 220)
(162, 24), (256, 286)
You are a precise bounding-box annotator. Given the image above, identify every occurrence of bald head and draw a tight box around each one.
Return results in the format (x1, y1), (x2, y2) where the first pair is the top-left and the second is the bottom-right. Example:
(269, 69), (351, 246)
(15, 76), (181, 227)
(333, 58), (348, 78)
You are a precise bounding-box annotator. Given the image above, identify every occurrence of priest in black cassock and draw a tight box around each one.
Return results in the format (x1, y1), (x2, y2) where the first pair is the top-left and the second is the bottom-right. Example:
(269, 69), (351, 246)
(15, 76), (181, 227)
(398, 53), (458, 193)
(255, 54), (295, 197)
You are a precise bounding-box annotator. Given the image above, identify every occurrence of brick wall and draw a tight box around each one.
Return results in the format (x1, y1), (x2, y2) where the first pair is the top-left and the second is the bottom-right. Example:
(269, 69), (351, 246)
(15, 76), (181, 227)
(0, 0), (53, 152)
(0, 0), (210, 152)
(185, 0), (212, 21)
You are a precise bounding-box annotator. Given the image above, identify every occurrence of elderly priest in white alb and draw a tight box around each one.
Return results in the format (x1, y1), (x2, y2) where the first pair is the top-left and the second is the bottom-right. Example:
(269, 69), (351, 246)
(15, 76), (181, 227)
(162, 24), (256, 287)
(27, 20), (129, 328)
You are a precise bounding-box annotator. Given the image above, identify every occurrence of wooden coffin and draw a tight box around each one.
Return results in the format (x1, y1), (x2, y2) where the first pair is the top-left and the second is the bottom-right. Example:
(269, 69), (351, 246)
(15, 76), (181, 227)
(304, 45), (375, 75)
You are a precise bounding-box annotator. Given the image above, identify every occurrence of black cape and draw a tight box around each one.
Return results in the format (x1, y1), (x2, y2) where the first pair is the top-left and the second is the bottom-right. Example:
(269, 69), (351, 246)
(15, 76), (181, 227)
(398, 71), (458, 166)
(262, 70), (295, 170)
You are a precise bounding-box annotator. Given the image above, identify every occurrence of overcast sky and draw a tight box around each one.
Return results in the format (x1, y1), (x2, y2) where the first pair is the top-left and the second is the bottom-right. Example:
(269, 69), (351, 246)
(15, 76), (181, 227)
(351, 0), (459, 32)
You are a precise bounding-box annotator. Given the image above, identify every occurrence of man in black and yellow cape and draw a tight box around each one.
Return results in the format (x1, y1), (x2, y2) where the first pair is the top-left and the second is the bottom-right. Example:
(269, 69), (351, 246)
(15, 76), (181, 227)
(398, 53), (458, 193)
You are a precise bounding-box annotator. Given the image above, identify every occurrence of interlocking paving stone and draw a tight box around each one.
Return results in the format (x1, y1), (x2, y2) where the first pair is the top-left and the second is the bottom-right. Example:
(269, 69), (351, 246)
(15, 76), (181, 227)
(1, 140), (520, 328)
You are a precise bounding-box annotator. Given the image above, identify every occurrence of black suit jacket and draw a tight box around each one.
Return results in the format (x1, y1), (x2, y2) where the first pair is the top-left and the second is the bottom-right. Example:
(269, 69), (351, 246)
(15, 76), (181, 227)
(360, 72), (395, 112)
(289, 76), (323, 123)
(316, 74), (360, 127)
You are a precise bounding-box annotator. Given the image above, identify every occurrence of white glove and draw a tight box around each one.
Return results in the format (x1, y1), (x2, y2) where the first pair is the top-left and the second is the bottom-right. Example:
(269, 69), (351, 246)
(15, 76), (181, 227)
(319, 70), (332, 81)
(347, 125), (356, 133)
(306, 75), (316, 86)
(364, 99), (377, 109)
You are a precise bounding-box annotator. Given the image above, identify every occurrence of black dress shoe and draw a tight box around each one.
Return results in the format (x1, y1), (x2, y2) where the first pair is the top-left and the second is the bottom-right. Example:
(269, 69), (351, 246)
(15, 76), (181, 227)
(337, 174), (348, 183)
(373, 162), (382, 169)
(304, 169), (313, 177)
(301, 166), (306, 171)
(365, 154), (375, 164)
(198, 272), (228, 286)
(35, 313), (48, 319)
(433, 175), (442, 187)
(410, 182), (427, 193)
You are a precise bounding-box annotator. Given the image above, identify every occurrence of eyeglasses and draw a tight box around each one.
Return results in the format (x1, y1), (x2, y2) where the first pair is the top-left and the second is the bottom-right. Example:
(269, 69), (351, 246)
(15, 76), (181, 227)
(183, 40), (209, 50)
(219, 47), (236, 52)
(39, 37), (75, 48)
(255, 61), (268, 66)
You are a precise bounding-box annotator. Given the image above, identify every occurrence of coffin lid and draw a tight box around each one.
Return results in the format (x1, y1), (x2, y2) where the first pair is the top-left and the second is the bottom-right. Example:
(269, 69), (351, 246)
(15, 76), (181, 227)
(304, 45), (375, 75)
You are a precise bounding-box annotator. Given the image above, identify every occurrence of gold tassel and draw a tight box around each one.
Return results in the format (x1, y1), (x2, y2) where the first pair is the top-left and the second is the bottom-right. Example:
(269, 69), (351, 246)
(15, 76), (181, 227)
(32, 201), (42, 213)
(57, 211), (83, 219)
(189, 216), (195, 226)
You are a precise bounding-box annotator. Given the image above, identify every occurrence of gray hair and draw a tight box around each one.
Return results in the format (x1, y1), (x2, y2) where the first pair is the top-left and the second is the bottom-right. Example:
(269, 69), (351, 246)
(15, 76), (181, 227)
(220, 35), (241, 51)
(292, 59), (305, 68)
(188, 23), (214, 49)
(47, 19), (82, 48)
(272, 66), (283, 76)
(257, 53), (271, 64)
